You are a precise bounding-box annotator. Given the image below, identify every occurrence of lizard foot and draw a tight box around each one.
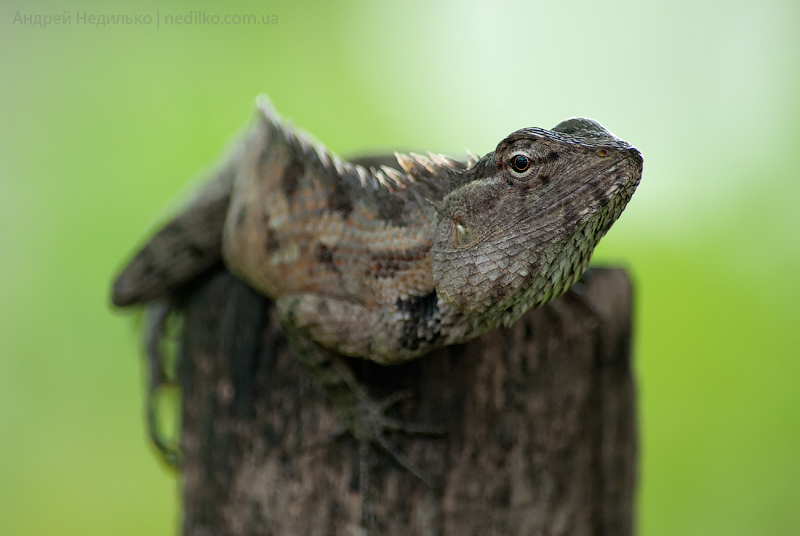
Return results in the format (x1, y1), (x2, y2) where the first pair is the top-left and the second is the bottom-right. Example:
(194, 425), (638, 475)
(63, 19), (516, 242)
(313, 372), (445, 529)
(300, 369), (445, 489)
(341, 385), (446, 490)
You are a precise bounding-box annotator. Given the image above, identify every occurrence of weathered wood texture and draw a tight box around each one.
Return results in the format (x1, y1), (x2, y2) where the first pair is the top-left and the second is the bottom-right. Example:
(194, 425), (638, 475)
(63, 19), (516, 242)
(178, 267), (636, 536)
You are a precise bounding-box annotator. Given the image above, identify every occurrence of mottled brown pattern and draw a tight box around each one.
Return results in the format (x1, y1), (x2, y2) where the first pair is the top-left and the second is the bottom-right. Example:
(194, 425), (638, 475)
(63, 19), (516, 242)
(280, 157), (304, 201)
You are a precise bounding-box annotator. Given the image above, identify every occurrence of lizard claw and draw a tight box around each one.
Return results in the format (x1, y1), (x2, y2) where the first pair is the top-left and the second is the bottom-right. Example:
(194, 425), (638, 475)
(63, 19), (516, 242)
(341, 385), (445, 490)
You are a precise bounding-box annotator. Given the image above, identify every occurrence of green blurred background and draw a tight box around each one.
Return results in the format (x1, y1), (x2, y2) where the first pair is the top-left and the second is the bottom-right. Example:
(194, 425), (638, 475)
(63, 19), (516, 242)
(1, 0), (798, 534)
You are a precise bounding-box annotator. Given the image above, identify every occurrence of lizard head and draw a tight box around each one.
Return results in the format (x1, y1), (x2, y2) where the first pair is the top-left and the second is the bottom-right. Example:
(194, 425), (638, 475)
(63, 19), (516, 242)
(431, 118), (642, 327)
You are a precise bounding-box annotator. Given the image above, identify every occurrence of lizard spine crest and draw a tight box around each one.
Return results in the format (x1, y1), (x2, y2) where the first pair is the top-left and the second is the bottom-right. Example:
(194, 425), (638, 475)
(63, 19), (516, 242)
(255, 95), (467, 202)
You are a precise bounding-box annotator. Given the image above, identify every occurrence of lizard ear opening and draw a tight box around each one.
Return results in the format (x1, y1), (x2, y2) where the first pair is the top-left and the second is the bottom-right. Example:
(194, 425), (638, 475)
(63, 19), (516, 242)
(453, 218), (475, 247)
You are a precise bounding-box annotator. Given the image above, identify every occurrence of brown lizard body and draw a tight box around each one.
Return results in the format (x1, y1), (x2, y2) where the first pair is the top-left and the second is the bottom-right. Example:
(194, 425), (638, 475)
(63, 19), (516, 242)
(113, 97), (642, 364)
(112, 97), (642, 492)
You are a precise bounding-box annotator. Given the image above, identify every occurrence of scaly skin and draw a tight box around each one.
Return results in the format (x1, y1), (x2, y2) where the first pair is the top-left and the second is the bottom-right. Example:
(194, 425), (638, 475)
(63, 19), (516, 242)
(111, 97), (642, 496)
(114, 97), (642, 363)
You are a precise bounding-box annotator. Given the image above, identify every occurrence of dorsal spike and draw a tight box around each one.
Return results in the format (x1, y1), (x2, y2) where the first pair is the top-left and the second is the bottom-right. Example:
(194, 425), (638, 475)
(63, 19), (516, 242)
(381, 165), (409, 187)
(282, 123), (296, 144)
(355, 165), (371, 188)
(465, 149), (479, 168)
(333, 156), (347, 175)
(410, 153), (438, 175)
(427, 152), (447, 167)
(373, 168), (398, 191)
(428, 152), (466, 171)
(253, 97), (452, 207)
(395, 152), (425, 176)
(314, 143), (331, 167)
(297, 133), (312, 156)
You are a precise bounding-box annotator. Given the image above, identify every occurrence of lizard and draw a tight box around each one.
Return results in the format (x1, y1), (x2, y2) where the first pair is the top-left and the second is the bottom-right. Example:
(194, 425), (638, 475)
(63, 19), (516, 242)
(111, 95), (642, 496)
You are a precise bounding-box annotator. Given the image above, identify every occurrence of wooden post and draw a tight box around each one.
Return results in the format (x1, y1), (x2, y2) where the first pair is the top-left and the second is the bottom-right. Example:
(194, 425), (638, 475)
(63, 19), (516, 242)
(177, 267), (636, 536)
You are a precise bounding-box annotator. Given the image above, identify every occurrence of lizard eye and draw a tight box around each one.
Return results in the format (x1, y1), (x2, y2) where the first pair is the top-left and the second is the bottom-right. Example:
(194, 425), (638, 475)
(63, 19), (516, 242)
(510, 154), (530, 173)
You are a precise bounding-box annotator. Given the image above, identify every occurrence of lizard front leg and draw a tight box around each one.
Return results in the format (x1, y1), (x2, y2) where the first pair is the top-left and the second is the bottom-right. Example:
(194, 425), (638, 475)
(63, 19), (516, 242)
(276, 294), (445, 517)
(275, 290), (448, 365)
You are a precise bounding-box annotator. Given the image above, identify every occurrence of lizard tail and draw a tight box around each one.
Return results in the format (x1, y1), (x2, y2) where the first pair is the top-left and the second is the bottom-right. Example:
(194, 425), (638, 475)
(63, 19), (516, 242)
(111, 155), (237, 307)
